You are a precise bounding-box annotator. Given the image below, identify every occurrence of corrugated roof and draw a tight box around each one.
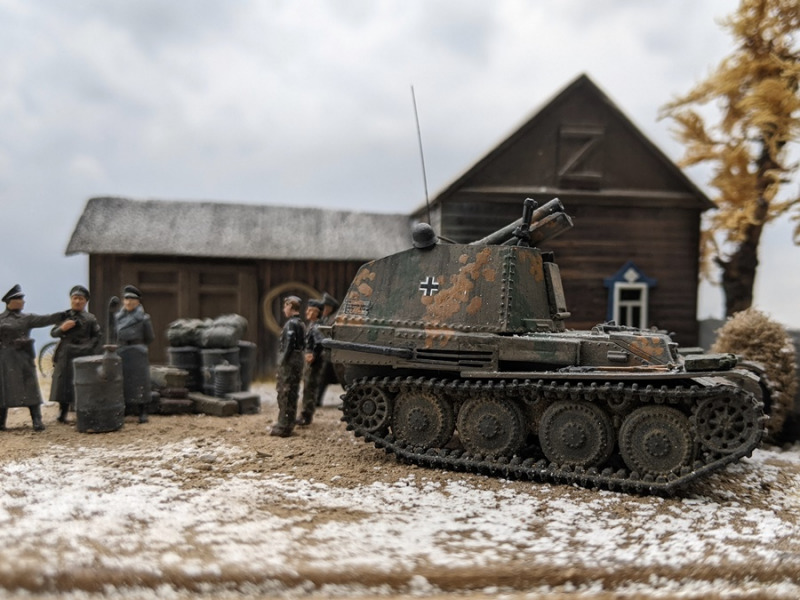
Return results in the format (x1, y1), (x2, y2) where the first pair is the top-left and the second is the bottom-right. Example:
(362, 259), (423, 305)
(66, 197), (412, 260)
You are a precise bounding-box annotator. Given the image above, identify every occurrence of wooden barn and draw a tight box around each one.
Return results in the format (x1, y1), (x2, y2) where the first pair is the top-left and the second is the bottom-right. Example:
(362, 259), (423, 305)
(413, 74), (713, 345)
(65, 198), (410, 377)
(66, 73), (712, 378)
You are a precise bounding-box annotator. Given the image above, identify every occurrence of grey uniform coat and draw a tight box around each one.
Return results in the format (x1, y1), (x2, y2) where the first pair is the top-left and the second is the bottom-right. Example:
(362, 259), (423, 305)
(49, 310), (103, 407)
(0, 309), (64, 408)
(115, 305), (155, 406)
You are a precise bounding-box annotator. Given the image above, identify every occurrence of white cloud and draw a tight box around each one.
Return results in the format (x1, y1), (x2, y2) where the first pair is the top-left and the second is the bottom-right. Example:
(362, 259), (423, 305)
(68, 154), (106, 182)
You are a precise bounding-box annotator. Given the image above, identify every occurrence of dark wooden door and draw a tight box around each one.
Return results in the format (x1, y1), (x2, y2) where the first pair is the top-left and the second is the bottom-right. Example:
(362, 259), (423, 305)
(120, 261), (258, 365)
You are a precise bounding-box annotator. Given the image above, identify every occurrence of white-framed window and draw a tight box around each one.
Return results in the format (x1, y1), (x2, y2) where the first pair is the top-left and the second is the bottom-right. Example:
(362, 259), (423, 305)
(603, 261), (656, 330)
(613, 282), (648, 329)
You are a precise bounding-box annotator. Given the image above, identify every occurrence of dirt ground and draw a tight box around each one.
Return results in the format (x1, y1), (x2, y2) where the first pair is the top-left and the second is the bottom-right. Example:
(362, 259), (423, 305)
(1, 380), (800, 600)
(1, 382), (426, 494)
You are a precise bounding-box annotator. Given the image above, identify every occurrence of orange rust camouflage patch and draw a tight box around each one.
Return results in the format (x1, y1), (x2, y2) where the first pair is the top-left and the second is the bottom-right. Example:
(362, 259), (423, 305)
(425, 248), (494, 323)
(519, 250), (545, 282)
(421, 326), (456, 349)
(353, 268), (376, 298)
(629, 336), (667, 359)
(459, 248), (494, 281)
(466, 296), (483, 315)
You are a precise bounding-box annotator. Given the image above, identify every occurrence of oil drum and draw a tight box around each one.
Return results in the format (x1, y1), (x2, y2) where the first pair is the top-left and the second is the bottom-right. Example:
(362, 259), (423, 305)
(213, 362), (241, 397)
(168, 346), (202, 391)
(73, 353), (125, 433)
(200, 347), (239, 395)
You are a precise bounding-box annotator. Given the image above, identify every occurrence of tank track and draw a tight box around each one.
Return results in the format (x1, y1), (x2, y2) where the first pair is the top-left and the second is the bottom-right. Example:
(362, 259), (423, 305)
(341, 376), (766, 495)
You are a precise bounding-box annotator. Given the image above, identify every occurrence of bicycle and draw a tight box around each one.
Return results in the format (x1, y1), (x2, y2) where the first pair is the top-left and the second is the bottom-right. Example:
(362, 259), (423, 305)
(37, 340), (58, 378)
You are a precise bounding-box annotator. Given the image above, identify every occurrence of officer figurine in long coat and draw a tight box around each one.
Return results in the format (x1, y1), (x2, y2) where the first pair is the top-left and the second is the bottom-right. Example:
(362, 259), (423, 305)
(49, 285), (103, 423)
(270, 295), (305, 437)
(0, 284), (65, 431)
(115, 285), (155, 423)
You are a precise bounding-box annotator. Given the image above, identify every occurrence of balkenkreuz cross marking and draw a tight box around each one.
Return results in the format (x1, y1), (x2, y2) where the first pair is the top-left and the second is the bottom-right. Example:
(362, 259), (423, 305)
(419, 276), (440, 296)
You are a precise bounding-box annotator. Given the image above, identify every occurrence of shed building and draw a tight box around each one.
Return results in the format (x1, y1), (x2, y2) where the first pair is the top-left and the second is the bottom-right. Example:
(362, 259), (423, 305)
(66, 197), (410, 376)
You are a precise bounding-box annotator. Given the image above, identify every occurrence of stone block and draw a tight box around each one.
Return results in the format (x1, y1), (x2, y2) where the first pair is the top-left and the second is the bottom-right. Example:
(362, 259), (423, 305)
(156, 398), (195, 415)
(188, 392), (238, 417)
(225, 391), (261, 414)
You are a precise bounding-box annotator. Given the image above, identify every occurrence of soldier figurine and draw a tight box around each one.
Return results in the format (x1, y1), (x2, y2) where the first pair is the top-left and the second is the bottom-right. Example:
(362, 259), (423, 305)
(115, 285), (155, 423)
(270, 295), (305, 437)
(0, 285), (65, 431)
(49, 285), (103, 423)
(315, 292), (340, 407)
(297, 298), (325, 426)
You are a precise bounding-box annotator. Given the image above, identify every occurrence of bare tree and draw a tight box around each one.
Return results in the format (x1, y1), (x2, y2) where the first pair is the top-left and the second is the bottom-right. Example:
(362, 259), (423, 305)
(660, 0), (800, 316)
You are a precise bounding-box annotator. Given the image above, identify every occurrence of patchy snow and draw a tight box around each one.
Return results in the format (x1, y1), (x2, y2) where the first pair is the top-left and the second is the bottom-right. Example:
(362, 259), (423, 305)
(2, 432), (800, 598)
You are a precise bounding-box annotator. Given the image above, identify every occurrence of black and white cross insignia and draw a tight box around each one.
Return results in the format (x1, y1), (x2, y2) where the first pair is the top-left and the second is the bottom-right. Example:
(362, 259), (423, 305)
(419, 276), (440, 297)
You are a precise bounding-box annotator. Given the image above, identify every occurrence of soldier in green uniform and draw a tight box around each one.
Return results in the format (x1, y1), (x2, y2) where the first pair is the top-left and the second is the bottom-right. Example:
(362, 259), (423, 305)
(315, 292), (340, 407)
(0, 285), (65, 431)
(49, 285), (103, 423)
(270, 296), (305, 437)
(297, 298), (324, 426)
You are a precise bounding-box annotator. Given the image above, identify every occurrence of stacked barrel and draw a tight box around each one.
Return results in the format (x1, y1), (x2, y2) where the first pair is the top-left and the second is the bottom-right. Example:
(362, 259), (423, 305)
(161, 314), (259, 416)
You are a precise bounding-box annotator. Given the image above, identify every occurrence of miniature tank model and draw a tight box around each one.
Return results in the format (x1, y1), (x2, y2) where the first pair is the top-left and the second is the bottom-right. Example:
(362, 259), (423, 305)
(322, 198), (766, 494)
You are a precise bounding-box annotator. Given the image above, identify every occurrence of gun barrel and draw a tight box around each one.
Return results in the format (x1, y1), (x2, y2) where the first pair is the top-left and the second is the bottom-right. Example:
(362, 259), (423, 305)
(470, 198), (564, 246)
(503, 211), (573, 246)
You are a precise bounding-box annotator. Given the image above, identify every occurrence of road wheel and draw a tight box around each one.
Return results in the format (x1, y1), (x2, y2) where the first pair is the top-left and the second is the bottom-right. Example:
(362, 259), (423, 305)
(392, 390), (455, 449)
(457, 396), (526, 457)
(619, 406), (692, 476)
(539, 400), (615, 468)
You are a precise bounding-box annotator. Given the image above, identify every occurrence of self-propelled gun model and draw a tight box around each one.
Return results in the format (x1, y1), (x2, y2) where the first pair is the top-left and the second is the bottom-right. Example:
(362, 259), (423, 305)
(322, 198), (765, 494)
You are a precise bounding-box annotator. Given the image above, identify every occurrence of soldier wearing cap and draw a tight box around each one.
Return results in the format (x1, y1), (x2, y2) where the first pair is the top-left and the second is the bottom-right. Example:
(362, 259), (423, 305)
(270, 295), (305, 437)
(115, 285), (155, 423)
(49, 285), (103, 423)
(297, 298), (325, 426)
(0, 285), (65, 431)
(315, 292), (341, 407)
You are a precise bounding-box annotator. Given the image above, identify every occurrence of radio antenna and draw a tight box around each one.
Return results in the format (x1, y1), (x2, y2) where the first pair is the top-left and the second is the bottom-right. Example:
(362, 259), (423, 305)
(411, 85), (431, 224)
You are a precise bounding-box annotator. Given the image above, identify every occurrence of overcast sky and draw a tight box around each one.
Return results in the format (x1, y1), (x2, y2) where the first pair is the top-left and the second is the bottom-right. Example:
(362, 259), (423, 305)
(1, 0), (798, 338)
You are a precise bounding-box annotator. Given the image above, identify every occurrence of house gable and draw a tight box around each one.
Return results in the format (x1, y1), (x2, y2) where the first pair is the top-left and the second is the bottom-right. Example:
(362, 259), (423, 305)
(463, 75), (709, 197)
(413, 74), (712, 242)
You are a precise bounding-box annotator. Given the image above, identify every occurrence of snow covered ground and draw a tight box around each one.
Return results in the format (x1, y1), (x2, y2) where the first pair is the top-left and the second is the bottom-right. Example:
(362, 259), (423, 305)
(1, 390), (799, 599)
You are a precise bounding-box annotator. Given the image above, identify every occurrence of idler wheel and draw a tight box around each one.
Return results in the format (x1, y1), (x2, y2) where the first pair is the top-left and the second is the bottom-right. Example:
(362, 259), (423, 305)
(344, 384), (392, 433)
(457, 396), (526, 457)
(619, 406), (692, 476)
(693, 393), (761, 455)
(392, 390), (455, 449)
(539, 401), (615, 468)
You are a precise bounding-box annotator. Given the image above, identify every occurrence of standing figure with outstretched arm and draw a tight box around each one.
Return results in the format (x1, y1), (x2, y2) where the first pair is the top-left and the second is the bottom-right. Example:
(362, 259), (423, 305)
(0, 285), (65, 431)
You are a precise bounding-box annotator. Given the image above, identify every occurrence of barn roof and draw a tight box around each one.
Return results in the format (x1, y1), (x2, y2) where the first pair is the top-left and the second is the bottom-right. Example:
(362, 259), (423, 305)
(66, 197), (412, 261)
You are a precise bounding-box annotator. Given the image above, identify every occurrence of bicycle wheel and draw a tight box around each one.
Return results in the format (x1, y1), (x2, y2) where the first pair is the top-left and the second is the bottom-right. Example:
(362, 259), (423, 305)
(38, 340), (58, 378)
